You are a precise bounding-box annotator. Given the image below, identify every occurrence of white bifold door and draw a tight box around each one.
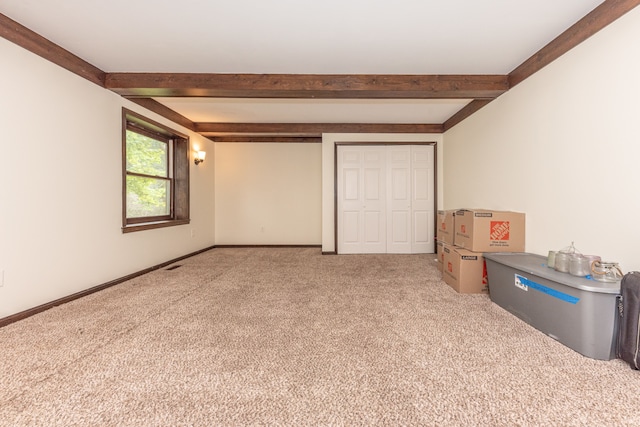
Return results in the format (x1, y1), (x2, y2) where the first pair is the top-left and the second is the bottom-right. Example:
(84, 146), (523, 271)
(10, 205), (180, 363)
(337, 145), (435, 254)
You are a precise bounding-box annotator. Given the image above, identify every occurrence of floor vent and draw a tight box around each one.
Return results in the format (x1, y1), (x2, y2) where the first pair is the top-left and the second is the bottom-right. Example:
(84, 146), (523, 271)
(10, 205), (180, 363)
(166, 265), (182, 271)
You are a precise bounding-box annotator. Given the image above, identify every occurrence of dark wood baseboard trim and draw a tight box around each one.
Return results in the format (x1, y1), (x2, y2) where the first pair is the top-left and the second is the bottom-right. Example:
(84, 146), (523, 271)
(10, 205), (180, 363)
(215, 244), (321, 249)
(217, 246), (333, 254)
(0, 245), (216, 329)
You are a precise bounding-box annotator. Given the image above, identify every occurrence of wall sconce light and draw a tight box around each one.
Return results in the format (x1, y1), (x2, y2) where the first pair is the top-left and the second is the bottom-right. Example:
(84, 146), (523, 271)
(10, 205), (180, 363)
(194, 150), (206, 165)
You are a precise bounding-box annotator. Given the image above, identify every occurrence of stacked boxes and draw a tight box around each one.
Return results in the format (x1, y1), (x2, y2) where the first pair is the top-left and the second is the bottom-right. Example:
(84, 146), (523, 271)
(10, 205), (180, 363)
(435, 210), (456, 272)
(436, 210), (455, 245)
(437, 209), (525, 294)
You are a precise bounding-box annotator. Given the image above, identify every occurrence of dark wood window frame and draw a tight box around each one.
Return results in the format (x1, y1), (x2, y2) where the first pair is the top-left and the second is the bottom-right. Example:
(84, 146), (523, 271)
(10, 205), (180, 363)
(122, 108), (190, 233)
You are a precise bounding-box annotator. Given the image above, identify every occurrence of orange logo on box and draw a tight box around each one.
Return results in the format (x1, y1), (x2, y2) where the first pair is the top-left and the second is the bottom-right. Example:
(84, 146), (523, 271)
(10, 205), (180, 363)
(482, 260), (488, 285)
(447, 262), (452, 272)
(490, 221), (510, 241)
(442, 222), (446, 230)
(461, 224), (466, 234)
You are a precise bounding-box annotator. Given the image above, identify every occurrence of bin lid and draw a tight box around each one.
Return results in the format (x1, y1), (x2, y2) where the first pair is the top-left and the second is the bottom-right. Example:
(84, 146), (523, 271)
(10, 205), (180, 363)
(483, 252), (620, 294)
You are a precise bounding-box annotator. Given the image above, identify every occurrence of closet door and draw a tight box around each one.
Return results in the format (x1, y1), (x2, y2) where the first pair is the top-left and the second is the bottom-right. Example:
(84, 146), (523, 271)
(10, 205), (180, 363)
(337, 144), (435, 254)
(411, 145), (435, 253)
(337, 146), (387, 254)
(387, 146), (412, 253)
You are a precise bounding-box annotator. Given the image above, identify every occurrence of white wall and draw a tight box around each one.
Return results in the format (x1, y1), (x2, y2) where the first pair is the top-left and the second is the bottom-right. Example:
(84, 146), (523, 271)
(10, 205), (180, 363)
(214, 142), (322, 245)
(0, 37), (215, 318)
(443, 7), (640, 272)
(322, 133), (444, 253)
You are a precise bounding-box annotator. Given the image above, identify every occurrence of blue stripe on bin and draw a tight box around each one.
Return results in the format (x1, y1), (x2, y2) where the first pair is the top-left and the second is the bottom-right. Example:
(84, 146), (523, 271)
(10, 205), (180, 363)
(516, 275), (580, 305)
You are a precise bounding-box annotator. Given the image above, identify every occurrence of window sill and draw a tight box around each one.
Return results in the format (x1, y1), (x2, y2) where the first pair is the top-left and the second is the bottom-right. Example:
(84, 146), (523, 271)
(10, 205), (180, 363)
(122, 219), (190, 233)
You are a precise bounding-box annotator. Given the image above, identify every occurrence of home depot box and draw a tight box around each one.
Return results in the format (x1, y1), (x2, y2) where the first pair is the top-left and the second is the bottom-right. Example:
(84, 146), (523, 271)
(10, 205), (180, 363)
(442, 245), (488, 294)
(436, 210), (456, 245)
(454, 209), (525, 253)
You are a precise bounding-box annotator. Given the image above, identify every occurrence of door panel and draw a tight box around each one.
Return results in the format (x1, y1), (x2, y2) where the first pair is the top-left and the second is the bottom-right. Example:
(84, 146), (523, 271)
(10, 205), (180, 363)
(387, 145), (412, 253)
(360, 147), (386, 252)
(338, 146), (386, 254)
(411, 145), (435, 253)
(364, 169), (381, 200)
(364, 211), (382, 242)
(413, 210), (430, 245)
(344, 168), (359, 200)
(343, 211), (360, 243)
(338, 149), (363, 253)
(391, 210), (410, 242)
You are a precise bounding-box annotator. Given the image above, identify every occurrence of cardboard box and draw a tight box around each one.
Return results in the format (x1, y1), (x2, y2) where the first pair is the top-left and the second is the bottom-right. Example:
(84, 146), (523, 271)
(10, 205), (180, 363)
(436, 240), (444, 263)
(442, 245), (488, 294)
(436, 210), (456, 245)
(436, 240), (445, 272)
(454, 209), (525, 253)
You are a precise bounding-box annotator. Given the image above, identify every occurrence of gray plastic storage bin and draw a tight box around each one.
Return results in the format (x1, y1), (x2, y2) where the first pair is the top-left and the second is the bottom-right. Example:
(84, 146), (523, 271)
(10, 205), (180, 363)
(484, 252), (620, 360)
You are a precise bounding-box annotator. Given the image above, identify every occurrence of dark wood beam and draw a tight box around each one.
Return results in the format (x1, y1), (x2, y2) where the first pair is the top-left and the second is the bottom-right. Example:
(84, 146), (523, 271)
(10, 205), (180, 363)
(4, 1), (636, 133)
(0, 13), (105, 87)
(106, 74), (509, 99)
(195, 122), (444, 135)
(126, 98), (196, 132)
(443, 100), (492, 131)
(509, 0), (640, 87)
(209, 136), (322, 143)
(444, 0), (640, 130)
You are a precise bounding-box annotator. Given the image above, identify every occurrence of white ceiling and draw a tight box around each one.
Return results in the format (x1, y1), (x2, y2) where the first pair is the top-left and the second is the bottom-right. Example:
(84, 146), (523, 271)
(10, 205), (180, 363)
(156, 98), (471, 124)
(0, 0), (606, 127)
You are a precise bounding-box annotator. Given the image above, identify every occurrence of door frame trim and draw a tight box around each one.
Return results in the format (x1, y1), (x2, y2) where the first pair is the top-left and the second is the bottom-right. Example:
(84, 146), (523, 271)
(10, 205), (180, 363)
(333, 141), (438, 255)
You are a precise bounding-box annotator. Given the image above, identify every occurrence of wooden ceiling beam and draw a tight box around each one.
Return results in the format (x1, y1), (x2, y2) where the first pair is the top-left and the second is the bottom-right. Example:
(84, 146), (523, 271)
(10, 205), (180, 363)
(4, 1), (638, 133)
(195, 122), (443, 135)
(0, 13), (105, 87)
(107, 74), (508, 99)
(509, 0), (640, 87)
(208, 136), (322, 143)
(126, 98), (196, 131)
(443, 100), (492, 131)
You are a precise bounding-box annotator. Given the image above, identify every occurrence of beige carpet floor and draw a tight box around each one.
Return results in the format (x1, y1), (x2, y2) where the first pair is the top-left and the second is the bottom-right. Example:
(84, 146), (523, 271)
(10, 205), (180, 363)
(1, 247), (640, 426)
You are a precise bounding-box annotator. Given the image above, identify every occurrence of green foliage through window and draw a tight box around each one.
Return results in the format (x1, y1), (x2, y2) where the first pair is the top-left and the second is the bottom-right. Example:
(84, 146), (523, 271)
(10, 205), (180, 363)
(122, 108), (190, 232)
(125, 129), (171, 219)
(126, 175), (170, 218)
(126, 130), (168, 176)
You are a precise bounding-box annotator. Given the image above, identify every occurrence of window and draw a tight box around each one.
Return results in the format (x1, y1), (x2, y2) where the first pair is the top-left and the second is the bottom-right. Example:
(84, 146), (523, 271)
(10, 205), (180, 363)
(122, 109), (190, 232)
